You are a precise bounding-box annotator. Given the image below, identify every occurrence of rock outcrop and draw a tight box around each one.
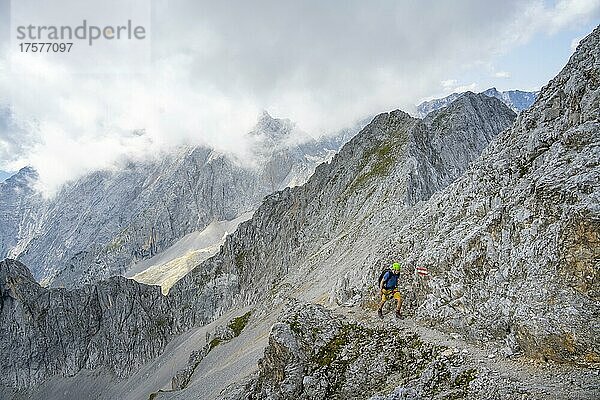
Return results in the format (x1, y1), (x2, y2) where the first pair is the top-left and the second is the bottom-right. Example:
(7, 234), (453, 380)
(227, 301), (477, 400)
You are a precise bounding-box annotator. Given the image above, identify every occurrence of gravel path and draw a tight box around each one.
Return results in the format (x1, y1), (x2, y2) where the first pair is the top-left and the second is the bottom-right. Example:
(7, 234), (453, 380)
(339, 305), (600, 400)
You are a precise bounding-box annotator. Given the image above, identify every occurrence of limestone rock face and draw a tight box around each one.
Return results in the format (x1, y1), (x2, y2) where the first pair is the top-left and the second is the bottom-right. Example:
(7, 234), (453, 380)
(0, 167), (44, 263)
(391, 26), (600, 362)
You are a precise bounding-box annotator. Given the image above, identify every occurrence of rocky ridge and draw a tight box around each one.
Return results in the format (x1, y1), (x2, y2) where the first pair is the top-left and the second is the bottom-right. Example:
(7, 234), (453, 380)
(225, 301), (477, 400)
(219, 302), (599, 400)
(416, 87), (538, 117)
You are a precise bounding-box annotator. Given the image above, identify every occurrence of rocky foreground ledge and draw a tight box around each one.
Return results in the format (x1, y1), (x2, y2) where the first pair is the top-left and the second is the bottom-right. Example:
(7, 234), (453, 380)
(219, 301), (599, 400)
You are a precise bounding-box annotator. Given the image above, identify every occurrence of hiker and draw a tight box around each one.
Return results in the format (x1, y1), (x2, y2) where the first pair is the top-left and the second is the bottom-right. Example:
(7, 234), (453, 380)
(377, 262), (403, 319)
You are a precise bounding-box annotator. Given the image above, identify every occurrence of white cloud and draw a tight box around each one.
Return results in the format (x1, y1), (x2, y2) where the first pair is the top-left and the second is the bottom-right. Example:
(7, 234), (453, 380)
(1, 0), (598, 194)
(505, 0), (600, 46)
(493, 71), (511, 78)
(435, 80), (478, 96)
(454, 83), (479, 93)
(544, 0), (600, 32)
(441, 79), (459, 89)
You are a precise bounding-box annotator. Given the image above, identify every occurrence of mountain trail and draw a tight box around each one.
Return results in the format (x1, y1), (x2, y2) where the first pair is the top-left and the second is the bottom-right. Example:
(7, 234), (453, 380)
(335, 304), (600, 399)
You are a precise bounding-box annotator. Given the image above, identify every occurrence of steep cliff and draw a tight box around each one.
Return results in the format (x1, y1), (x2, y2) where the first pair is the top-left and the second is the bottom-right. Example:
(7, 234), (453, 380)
(0, 167), (44, 264)
(0, 259), (180, 388)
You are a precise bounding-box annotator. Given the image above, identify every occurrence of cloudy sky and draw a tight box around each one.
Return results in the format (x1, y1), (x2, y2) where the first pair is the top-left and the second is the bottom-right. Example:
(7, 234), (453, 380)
(0, 0), (598, 193)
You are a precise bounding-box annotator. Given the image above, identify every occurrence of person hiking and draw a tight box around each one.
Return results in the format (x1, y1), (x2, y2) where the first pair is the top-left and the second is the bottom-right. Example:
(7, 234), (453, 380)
(377, 262), (403, 319)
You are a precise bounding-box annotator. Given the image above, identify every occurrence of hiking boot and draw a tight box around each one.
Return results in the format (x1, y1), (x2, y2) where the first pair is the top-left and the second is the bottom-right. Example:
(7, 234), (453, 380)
(377, 308), (383, 319)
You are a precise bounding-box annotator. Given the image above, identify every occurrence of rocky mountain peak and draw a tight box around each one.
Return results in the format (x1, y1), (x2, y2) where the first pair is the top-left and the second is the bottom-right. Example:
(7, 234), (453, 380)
(482, 87), (500, 96)
(446, 91), (513, 114)
(0, 259), (35, 283)
(2, 166), (38, 187)
(349, 109), (416, 147)
(378, 109), (414, 125)
(252, 110), (295, 140)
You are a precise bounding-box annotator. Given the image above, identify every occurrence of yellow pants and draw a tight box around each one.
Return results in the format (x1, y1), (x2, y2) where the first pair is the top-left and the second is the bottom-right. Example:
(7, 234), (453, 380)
(381, 289), (402, 302)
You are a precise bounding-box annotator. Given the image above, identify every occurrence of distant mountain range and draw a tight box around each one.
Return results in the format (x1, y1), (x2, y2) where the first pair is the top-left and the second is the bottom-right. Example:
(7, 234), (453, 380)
(416, 87), (538, 117)
(0, 112), (365, 289)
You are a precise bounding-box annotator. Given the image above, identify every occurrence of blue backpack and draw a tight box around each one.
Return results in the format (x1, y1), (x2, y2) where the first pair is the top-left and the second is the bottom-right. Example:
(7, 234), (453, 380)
(378, 268), (392, 289)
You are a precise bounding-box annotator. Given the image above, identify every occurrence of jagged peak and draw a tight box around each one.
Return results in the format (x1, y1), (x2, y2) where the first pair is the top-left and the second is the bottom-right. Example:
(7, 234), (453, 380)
(459, 91), (499, 101)
(482, 87), (500, 94)
(17, 166), (37, 176)
(457, 91), (480, 101)
(369, 109), (414, 126)
(0, 259), (36, 284)
(252, 110), (295, 138)
(439, 91), (514, 117)
(2, 166), (39, 187)
(346, 109), (417, 147)
(257, 109), (273, 123)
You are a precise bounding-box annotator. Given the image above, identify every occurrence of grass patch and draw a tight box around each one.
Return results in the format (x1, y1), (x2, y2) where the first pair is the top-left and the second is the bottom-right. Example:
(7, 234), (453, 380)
(454, 368), (477, 388)
(228, 311), (252, 337)
(347, 142), (396, 193)
(234, 251), (247, 270)
(314, 324), (352, 367)
(357, 145), (394, 183)
(207, 311), (253, 354)
(209, 338), (222, 351)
